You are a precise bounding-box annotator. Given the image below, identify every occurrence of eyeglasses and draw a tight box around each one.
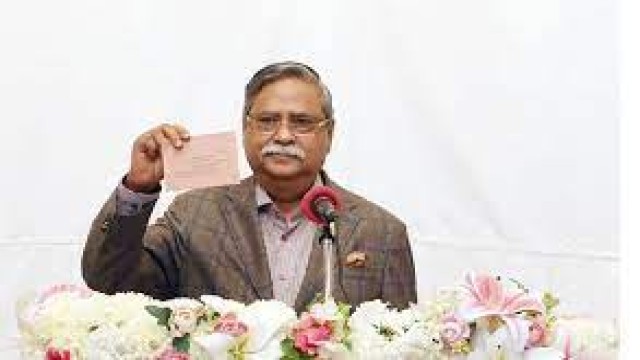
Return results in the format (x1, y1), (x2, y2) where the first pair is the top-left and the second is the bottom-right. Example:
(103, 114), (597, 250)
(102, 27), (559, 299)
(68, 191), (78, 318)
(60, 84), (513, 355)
(246, 112), (332, 135)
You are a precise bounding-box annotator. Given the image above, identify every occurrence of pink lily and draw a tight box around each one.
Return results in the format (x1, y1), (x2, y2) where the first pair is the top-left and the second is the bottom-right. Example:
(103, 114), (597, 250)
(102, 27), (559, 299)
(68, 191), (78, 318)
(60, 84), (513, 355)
(462, 273), (544, 318)
(460, 273), (545, 352)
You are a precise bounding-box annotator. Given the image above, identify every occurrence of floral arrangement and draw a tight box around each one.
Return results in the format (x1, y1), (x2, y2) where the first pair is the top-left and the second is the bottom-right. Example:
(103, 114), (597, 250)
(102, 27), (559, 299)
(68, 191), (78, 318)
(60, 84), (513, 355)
(280, 299), (351, 359)
(16, 274), (618, 359)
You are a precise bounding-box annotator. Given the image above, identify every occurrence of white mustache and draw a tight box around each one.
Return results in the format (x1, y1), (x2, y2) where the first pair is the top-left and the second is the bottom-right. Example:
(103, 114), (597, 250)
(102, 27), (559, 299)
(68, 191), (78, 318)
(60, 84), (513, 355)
(260, 143), (306, 160)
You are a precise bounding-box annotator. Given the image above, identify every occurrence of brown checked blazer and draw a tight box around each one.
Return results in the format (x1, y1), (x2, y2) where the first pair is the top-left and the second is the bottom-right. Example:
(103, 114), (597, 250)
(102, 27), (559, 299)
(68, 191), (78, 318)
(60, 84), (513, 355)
(82, 174), (417, 313)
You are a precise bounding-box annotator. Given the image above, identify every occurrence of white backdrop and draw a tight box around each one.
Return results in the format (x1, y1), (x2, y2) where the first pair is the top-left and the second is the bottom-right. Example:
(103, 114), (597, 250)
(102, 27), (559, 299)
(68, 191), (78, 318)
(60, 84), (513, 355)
(0, 0), (617, 355)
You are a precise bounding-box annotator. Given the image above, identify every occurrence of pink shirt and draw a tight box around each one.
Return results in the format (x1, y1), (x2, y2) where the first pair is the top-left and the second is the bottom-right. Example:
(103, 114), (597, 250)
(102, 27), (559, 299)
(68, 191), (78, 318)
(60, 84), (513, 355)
(254, 185), (317, 306)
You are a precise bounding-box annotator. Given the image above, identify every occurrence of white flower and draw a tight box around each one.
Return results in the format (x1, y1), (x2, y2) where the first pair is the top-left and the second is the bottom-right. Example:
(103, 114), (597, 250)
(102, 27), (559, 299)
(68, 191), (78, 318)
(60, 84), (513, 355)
(84, 324), (132, 359)
(349, 300), (441, 359)
(309, 299), (340, 322)
(550, 316), (618, 358)
(195, 299), (295, 360)
(239, 300), (296, 356)
(17, 290), (167, 359)
(200, 295), (246, 314)
(318, 341), (353, 360)
(165, 297), (204, 310)
(523, 347), (565, 360)
(193, 332), (237, 359)
(168, 306), (204, 338)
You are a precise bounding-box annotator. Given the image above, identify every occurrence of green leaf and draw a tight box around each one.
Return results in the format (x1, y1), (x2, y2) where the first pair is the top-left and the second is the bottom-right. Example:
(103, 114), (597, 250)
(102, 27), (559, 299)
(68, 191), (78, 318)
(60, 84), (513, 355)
(375, 324), (398, 341)
(173, 335), (190, 353)
(342, 338), (353, 351)
(227, 337), (248, 360)
(508, 277), (529, 292)
(280, 338), (313, 360)
(209, 310), (221, 322)
(542, 292), (560, 313)
(145, 305), (171, 327)
(337, 303), (352, 318)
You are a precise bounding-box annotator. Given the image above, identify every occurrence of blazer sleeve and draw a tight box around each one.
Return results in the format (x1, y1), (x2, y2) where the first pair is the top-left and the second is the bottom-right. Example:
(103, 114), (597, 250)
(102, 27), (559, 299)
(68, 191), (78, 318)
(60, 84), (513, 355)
(82, 189), (191, 299)
(380, 219), (417, 309)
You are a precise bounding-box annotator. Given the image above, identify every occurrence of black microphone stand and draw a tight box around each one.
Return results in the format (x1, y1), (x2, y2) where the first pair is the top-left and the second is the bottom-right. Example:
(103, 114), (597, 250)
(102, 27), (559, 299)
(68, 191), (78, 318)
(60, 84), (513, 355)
(319, 222), (337, 303)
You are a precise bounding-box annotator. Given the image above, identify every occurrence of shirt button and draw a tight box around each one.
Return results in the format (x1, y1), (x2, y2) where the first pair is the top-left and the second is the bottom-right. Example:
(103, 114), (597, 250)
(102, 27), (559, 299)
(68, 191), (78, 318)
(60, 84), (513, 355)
(278, 274), (286, 281)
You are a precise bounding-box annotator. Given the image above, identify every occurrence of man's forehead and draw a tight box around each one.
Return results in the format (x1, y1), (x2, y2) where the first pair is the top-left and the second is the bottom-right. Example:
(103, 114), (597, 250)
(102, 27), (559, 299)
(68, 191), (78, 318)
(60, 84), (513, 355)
(256, 77), (322, 94)
(252, 80), (324, 108)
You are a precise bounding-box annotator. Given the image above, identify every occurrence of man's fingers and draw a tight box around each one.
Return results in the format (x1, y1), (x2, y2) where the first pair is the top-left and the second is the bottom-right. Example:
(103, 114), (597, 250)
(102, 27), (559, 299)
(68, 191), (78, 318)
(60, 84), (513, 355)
(160, 124), (185, 148)
(140, 132), (160, 158)
(135, 122), (191, 159)
(173, 122), (191, 141)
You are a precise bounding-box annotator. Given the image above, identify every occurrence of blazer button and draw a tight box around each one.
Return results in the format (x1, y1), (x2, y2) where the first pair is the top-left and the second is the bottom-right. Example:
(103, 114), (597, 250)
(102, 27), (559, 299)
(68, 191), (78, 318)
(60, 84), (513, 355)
(100, 219), (111, 232)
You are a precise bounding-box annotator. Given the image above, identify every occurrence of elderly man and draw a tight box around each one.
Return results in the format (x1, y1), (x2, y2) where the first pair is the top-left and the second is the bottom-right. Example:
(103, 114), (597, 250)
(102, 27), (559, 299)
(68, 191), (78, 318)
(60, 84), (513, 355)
(82, 61), (416, 312)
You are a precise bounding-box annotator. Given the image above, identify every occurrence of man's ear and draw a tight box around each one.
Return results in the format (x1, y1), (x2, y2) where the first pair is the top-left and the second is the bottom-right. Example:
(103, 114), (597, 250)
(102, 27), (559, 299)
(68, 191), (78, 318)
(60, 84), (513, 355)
(326, 120), (335, 152)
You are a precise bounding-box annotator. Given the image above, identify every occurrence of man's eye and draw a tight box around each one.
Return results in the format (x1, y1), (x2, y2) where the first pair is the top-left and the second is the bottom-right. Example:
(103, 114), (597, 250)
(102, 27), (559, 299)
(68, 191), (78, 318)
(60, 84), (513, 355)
(291, 116), (315, 125)
(257, 116), (279, 124)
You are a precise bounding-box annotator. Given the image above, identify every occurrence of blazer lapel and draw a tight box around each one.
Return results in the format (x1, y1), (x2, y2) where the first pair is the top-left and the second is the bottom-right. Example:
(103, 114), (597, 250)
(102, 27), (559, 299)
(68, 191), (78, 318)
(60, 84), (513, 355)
(223, 177), (273, 300)
(294, 184), (361, 312)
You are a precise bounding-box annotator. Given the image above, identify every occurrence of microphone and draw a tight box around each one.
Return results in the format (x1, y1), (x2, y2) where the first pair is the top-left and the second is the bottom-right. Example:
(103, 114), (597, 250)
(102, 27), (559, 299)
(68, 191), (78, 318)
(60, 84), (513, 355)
(300, 186), (342, 226)
(301, 185), (342, 303)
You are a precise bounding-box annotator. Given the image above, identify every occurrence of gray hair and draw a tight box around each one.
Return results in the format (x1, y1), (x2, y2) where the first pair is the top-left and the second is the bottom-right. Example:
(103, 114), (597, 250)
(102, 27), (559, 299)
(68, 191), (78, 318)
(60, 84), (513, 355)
(243, 61), (334, 123)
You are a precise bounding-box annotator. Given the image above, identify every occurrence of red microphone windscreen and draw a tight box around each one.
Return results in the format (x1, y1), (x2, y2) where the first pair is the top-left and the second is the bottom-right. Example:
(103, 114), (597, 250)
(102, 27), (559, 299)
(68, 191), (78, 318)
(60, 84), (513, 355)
(300, 186), (342, 225)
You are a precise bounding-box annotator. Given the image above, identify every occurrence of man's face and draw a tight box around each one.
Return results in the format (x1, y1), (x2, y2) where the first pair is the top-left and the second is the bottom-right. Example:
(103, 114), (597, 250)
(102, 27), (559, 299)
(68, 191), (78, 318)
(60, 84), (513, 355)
(243, 77), (333, 181)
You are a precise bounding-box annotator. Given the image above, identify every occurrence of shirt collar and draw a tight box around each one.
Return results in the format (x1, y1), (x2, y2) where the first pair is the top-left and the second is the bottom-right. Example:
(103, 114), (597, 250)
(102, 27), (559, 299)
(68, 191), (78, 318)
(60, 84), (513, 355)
(255, 175), (323, 212)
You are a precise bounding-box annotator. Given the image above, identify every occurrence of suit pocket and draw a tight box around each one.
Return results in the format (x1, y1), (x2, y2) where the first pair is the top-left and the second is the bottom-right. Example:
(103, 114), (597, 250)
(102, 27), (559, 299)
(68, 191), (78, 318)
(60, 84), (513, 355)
(338, 264), (383, 303)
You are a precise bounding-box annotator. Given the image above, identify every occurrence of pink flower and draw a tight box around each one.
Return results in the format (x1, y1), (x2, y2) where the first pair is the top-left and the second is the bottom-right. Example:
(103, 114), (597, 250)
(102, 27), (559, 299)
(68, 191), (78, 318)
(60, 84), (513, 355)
(292, 313), (333, 356)
(462, 273), (544, 317)
(440, 313), (471, 344)
(45, 347), (71, 360)
(155, 348), (190, 360)
(39, 284), (93, 304)
(296, 313), (318, 329)
(563, 335), (571, 360)
(213, 313), (248, 337)
(460, 273), (545, 352)
(294, 325), (332, 356)
(527, 315), (549, 348)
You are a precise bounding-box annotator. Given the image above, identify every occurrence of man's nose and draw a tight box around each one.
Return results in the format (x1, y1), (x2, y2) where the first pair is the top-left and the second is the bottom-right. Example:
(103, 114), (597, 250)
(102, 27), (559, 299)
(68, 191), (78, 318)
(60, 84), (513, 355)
(273, 119), (295, 143)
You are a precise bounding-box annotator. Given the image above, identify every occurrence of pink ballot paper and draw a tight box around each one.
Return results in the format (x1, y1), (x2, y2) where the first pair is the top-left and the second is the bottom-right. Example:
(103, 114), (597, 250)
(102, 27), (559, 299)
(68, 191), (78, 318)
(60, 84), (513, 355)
(162, 132), (240, 191)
